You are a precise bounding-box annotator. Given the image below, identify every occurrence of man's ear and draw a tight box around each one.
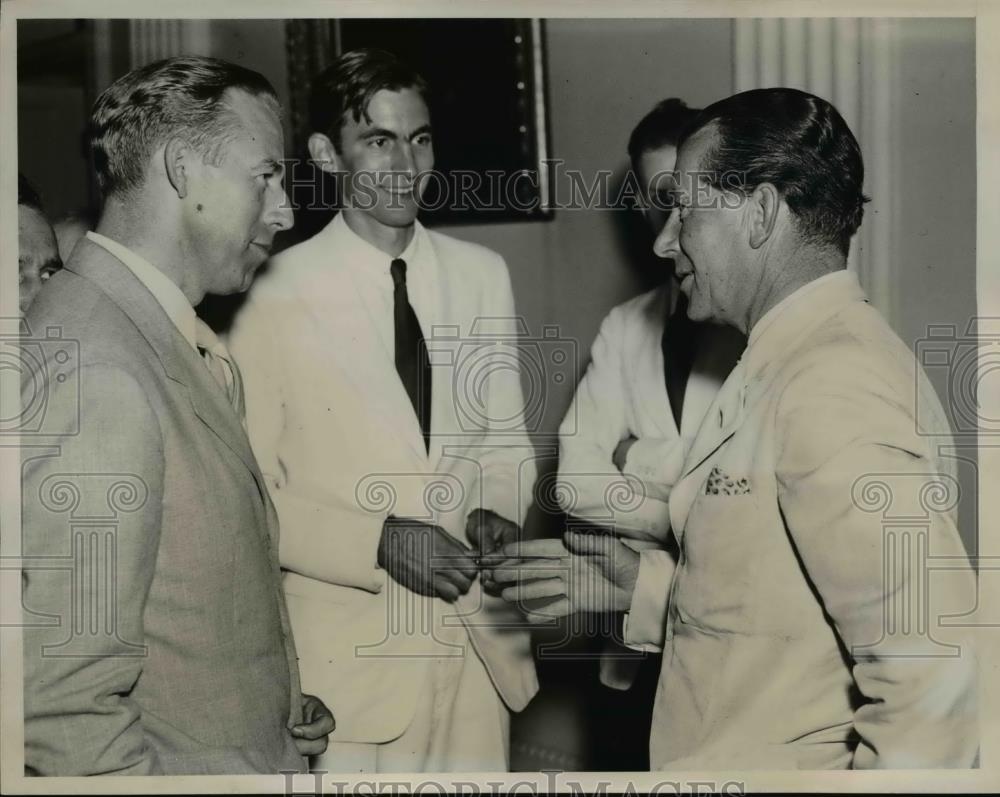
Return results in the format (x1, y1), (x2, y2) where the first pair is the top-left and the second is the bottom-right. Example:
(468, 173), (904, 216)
(308, 133), (342, 174)
(163, 137), (191, 199)
(748, 182), (781, 249)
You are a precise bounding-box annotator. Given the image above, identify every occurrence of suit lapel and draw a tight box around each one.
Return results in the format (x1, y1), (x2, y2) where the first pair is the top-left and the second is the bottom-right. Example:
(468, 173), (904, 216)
(668, 272), (869, 540)
(422, 235), (455, 473)
(640, 287), (681, 438)
(298, 227), (430, 468)
(66, 240), (270, 501)
(669, 359), (747, 539)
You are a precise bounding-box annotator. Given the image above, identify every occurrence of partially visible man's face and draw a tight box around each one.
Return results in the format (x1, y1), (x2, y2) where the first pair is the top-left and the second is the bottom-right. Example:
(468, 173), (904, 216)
(333, 87), (434, 236)
(636, 144), (677, 234)
(655, 125), (752, 326)
(183, 89), (293, 296)
(18, 205), (62, 315)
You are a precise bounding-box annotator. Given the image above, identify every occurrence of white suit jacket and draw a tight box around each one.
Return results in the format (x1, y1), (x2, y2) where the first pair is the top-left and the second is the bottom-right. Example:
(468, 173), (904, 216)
(647, 271), (977, 769)
(228, 214), (539, 744)
(557, 284), (744, 538)
(556, 285), (743, 686)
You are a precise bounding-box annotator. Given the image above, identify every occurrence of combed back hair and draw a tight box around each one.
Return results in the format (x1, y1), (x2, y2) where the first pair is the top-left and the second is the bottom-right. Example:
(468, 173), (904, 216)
(309, 48), (428, 150)
(681, 87), (869, 256)
(88, 56), (279, 199)
(627, 98), (701, 167)
(18, 173), (44, 212)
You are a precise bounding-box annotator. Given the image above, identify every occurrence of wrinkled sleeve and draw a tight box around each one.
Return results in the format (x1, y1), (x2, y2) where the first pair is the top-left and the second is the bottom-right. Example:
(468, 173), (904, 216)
(558, 306), (673, 536)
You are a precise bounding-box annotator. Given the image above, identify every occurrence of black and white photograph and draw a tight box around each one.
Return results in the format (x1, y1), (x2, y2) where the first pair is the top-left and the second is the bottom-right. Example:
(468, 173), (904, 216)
(1, 0), (997, 793)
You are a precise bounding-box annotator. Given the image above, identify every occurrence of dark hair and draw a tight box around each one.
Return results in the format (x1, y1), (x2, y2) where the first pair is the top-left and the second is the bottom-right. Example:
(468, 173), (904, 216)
(309, 48), (428, 150)
(627, 97), (700, 167)
(682, 87), (869, 256)
(88, 56), (279, 198)
(18, 173), (43, 212)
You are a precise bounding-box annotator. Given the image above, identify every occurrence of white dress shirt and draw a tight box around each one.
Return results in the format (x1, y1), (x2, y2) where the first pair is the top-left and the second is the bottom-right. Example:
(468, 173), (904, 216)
(333, 213), (438, 358)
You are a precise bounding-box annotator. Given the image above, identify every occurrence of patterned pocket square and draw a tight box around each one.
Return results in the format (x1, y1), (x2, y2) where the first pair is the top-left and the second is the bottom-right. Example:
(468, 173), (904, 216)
(705, 466), (751, 496)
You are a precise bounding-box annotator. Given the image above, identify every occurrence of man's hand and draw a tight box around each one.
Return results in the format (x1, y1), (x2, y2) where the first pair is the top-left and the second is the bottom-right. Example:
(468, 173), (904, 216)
(481, 530), (640, 622)
(291, 694), (335, 758)
(465, 508), (521, 555)
(466, 509), (521, 597)
(613, 435), (638, 472)
(465, 508), (521, 597)
(378, 516), (479, 602)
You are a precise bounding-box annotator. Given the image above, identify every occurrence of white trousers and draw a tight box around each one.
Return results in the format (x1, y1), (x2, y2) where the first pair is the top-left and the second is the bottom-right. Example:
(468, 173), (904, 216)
(311, 639), (509, 774)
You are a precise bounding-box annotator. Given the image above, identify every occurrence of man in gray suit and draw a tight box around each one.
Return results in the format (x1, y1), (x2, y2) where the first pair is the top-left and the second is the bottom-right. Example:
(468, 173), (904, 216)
(21, 56), (333, 775)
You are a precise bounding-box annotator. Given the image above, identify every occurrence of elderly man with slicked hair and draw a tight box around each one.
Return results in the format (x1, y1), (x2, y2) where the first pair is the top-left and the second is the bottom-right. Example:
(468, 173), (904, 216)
(491, 88), (977, 769)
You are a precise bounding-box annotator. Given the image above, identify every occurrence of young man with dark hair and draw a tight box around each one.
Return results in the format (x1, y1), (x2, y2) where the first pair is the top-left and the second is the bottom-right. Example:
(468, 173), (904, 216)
(22, 56), (333, 775)
(229, 48), (538, 773)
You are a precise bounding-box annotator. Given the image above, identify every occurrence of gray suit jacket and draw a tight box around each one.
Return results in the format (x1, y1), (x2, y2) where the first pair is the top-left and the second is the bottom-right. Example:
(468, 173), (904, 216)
(21, 239), (307, 775)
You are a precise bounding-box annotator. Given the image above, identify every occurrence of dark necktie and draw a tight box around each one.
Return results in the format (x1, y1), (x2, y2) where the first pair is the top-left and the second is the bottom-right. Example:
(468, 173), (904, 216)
(661, 290), (697, 430)
(390, 258), (432, 452)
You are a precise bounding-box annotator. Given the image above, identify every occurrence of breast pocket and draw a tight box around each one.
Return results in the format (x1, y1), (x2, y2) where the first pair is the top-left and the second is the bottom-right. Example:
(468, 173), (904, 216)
(674, 492), (765, 634)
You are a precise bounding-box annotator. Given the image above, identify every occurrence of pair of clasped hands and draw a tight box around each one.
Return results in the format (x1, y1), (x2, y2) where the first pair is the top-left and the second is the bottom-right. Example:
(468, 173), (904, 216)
(376, 509), (640, 620)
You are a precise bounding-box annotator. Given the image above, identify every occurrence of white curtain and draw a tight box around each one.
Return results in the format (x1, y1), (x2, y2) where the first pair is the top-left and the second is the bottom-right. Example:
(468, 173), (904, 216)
(732, 18), (899, 324)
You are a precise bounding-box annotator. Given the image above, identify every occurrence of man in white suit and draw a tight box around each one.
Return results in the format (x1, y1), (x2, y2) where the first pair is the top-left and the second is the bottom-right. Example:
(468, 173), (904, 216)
(554, 99), (743, 694)
(228, 49), (538, 773)
(490, 88), (977, 768)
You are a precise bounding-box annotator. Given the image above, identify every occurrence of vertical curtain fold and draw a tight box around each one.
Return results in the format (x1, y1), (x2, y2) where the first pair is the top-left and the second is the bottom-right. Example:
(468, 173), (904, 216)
(128, 21), (211, 69)
(731, 18), (897, 323)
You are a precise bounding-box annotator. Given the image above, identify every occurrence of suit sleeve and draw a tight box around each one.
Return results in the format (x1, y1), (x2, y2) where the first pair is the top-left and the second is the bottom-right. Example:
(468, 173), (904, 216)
(557, 305), (675, 537)
(621, 548), (677, 651)
(22, 363), (165, 775)
(228, 294), (385, 594)
(775, 358), (977, 769)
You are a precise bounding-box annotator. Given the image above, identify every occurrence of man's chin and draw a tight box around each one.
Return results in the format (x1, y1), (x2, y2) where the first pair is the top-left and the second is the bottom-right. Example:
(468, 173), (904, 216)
(215, 265), (262, 296)
(377, 204), (421, 228)
(684, 293), (711, 322)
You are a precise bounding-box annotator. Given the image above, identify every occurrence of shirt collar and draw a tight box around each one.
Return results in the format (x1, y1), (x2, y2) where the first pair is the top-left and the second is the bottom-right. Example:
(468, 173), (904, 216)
(743, 269), (864, 379)
(86, 231), (198, 351)
(328, 212), (424, 284)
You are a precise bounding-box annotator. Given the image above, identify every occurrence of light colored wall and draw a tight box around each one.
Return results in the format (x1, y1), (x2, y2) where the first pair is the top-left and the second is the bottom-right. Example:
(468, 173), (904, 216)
(892, 18), (977, 553)
(894, 19), (976, 354)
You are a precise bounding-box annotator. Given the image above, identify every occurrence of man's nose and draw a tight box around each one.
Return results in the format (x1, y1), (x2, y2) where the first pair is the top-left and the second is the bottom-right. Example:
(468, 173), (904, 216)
(653, 207), (682, 260)
(390, 143), (417, 179)
(267, 186), (294, 232)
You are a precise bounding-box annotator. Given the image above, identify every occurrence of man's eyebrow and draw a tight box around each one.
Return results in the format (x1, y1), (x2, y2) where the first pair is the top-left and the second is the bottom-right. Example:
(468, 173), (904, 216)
(408, 124), (433, 140)
(254, 158), (284, 175)
(359, 127), (399, 141)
